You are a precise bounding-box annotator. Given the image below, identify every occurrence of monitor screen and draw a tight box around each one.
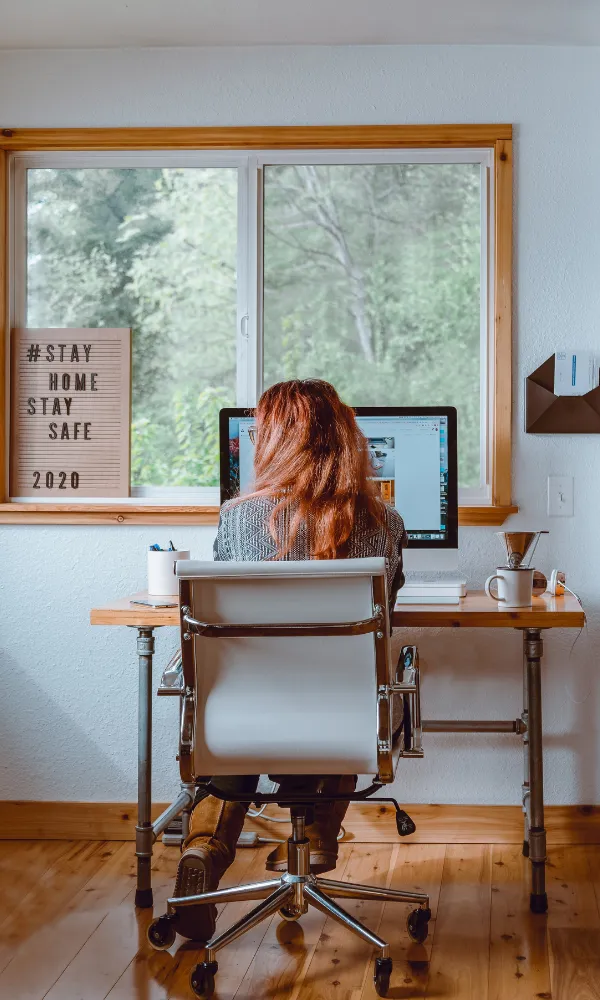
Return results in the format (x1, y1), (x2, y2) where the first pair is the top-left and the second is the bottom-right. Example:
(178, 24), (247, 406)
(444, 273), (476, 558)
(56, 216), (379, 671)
(220, 406), (458, 548)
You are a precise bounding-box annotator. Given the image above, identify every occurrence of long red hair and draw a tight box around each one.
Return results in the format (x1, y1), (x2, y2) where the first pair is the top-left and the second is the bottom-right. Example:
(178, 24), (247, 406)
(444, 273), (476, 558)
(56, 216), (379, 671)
(246, 379), (385, 560)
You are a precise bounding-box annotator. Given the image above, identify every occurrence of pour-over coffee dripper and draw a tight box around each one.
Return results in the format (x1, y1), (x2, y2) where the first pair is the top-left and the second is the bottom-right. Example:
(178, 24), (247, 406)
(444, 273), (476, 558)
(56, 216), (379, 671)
(496, 531), (548, 569)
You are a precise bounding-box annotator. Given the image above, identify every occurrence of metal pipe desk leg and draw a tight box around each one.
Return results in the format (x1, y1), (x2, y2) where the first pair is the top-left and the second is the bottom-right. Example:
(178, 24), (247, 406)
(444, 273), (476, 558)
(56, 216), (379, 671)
(524, 628), (548, 914)
(522, 644), (530, 857)
(135, 626), (155, 908)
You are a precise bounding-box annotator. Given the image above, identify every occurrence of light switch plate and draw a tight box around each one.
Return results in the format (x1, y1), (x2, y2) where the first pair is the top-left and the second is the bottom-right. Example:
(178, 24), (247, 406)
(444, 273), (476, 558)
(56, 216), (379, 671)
(547, 476), (574, 517)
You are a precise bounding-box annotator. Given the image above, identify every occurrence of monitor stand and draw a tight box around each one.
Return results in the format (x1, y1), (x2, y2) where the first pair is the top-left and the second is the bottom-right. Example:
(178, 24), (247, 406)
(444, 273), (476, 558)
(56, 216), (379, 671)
(398, 548), (465, 603)
(403, 548), (459, 573)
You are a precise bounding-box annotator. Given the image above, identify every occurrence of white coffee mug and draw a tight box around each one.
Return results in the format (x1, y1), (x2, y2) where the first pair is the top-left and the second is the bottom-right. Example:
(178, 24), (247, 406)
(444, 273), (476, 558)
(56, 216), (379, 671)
(147, 550), (190, 596)
(485, 566), (534, 608)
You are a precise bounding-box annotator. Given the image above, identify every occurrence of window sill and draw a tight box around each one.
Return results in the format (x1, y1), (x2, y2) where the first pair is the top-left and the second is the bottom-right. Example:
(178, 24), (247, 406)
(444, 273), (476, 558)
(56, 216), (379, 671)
(0, 503), (517, 526)
(0, 503), (221, 524)
(459, 505), (518, 526)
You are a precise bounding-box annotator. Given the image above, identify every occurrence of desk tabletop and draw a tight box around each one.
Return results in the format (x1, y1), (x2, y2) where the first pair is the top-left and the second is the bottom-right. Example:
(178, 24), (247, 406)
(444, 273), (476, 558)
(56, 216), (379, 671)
(393, 591), (584, 629)
(90, 590), (585, 629)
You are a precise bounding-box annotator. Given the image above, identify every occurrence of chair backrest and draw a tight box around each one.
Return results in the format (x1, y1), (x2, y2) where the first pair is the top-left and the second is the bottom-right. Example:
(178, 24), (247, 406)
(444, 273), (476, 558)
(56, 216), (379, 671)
(176, 558), (392, 780)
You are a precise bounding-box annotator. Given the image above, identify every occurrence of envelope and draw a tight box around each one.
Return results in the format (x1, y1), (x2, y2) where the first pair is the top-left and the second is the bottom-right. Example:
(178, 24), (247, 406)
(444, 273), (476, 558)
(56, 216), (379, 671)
(526, 355), (600, 433)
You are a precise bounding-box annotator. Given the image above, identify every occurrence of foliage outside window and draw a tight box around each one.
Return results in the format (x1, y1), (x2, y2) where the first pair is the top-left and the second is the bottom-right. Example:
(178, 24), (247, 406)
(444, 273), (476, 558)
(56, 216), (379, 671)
(27, 166), (237, 488)
(263, 163), (481, 487)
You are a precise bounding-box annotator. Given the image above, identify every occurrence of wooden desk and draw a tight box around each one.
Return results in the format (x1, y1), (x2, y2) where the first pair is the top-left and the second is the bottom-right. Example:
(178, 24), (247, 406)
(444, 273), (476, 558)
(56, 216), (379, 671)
(90, 590), (585, 912)
(92, 589), (584, 630)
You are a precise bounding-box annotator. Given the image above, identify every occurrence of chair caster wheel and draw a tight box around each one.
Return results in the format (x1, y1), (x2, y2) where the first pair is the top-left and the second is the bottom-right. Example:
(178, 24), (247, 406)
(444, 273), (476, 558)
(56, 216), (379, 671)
(374, 956), (392, 997)
(190, 960), (218, 998)
(407, 906), (431, 944)
(396, 809), (416, 837)
(279, 905), (301, 921)
(146, 914), (177, 951)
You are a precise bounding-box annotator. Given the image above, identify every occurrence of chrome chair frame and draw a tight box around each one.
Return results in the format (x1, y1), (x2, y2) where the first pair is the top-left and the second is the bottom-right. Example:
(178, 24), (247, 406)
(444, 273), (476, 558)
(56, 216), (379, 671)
(161, 808), (429, 1000)
(148, 568), (428, 999)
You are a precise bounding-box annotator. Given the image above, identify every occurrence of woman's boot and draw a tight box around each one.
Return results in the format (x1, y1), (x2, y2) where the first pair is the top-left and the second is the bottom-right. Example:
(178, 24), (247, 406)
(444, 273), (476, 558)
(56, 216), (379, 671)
(173, 793), (248, 940)
(266, 775), (356, 875)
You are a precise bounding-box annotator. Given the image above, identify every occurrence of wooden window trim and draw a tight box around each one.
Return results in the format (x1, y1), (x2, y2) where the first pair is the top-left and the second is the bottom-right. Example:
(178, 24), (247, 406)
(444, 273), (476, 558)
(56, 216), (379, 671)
(0, 503), (517, 525)
(0, 124), (515, 527)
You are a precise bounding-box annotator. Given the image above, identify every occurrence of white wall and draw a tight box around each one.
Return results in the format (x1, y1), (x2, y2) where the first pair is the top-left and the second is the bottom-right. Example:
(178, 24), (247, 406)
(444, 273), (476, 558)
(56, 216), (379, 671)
(1, 44), (599, 805)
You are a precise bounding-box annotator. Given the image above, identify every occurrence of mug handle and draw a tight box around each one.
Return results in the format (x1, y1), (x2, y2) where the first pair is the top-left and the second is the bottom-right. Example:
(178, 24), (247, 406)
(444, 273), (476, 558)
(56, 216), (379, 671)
(485, 574), (505, 602)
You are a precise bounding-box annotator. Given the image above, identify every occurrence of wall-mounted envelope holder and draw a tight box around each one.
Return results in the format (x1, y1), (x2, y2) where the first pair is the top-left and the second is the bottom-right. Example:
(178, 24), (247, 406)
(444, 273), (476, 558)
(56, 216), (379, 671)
(526, 355), (600, 433)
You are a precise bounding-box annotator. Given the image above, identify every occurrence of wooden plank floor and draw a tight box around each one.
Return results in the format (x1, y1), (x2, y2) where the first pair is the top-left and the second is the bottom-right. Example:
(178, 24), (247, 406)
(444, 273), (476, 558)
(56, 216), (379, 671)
(1, 839), (600, 1000)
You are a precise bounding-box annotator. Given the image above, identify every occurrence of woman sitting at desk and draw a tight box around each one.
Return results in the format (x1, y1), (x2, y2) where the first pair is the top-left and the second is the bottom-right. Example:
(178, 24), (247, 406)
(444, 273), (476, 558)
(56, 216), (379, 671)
(175, 378), (407, 941)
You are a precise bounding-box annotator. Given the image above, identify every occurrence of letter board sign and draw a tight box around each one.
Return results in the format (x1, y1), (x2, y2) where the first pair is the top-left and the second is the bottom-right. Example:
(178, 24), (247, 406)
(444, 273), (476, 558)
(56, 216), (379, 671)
(10, 328), (131, 497)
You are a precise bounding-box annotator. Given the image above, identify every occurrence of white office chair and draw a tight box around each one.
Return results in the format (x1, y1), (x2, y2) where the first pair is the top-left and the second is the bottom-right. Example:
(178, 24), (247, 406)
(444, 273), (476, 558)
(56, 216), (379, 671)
(147, 557), (429, 999)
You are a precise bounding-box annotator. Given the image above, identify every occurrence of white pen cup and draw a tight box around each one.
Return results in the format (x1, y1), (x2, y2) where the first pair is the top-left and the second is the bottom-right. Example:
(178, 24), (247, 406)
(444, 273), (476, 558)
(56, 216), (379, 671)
(485, 566), (534, 609)
(147, 550), (190, 596)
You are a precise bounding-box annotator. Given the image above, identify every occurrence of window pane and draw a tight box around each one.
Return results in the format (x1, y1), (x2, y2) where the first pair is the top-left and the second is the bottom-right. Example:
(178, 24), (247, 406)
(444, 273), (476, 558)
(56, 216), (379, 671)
(27, 167), (237, 488)
(263, 163), (482, 488)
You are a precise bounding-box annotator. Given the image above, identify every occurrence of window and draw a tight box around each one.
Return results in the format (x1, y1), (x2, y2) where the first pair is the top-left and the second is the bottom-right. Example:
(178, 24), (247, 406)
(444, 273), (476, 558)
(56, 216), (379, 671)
(17, 157), (240, 501)
(0, 126), (514, 524)
(263, 158), (484, 490)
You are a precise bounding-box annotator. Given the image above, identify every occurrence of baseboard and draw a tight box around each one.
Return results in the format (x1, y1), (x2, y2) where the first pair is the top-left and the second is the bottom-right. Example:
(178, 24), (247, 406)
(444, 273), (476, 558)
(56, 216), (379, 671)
(1, 800), (599, 844)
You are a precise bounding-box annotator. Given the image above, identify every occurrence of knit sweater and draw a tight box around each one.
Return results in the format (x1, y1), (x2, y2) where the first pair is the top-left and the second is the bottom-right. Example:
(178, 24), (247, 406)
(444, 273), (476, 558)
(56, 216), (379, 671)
(213, 495), (407, 611)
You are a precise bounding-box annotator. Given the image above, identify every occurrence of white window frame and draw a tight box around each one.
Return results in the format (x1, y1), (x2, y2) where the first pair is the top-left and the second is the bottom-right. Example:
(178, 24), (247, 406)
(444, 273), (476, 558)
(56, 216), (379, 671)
(9, 147), (494, 507)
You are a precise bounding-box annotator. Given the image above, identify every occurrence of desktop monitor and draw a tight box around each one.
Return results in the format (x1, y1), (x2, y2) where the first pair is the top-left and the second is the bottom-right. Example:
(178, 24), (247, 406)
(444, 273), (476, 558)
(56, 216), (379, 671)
(219, 406), (458, 551)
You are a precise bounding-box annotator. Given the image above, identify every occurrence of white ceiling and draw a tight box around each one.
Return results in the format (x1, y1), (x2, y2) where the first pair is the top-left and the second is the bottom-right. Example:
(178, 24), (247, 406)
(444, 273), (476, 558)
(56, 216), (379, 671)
(0, 0), (597, 49)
